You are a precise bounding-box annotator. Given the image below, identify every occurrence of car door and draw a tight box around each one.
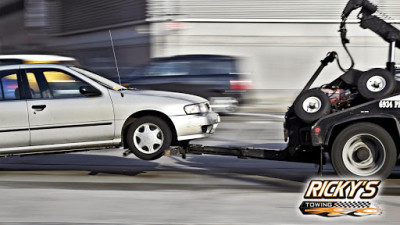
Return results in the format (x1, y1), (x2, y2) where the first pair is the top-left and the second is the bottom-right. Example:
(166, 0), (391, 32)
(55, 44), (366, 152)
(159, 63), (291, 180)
(0, 69), (30, 148)
(22, 67), (115, 146)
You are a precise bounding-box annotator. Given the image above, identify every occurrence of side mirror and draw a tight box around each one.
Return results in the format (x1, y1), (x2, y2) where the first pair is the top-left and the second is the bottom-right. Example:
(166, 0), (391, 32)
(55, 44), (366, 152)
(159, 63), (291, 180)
(79, 85), (101, 97)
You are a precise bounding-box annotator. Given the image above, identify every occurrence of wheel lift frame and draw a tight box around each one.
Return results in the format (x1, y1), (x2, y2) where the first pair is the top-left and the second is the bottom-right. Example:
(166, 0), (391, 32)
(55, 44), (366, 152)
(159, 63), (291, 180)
(166, 144), (326, 176)
(162, 53), (341, 176)
(164, 53), (337, 175)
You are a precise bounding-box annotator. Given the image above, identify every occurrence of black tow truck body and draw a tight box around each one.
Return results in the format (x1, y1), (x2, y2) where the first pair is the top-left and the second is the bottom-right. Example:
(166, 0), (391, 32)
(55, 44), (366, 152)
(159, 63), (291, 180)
(313, 99), (400, 147)
(285, 94), (400, 150)
(283, 0), (400, 167)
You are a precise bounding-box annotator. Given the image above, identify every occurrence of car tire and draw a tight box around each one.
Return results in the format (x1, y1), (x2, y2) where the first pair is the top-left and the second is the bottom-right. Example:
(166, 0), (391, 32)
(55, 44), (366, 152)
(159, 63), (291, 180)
(126, 116), (172, 160)
(293, 88), (331, 123)
(357, 68), (395, 100)
(331, 122), (397, 178)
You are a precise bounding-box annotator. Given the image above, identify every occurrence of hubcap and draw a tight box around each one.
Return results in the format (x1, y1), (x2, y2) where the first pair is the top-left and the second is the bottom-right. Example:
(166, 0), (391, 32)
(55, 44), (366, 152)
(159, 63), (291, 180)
(366, 76), (386, 92)
(302, 97), (322, 113)
(342, 134), (386, 176)
(356, 147), (370, 161)
(133, 123), (164, 154)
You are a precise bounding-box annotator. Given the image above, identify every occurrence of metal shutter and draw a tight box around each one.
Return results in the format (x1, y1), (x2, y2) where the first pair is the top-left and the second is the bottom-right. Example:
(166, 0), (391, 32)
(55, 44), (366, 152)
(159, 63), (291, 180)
(148, 0), (400, 22)
(47, 0), (146, 35)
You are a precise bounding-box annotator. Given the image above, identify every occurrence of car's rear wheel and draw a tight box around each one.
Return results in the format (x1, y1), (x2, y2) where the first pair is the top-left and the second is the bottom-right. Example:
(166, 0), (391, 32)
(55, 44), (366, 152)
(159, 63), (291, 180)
(126, 116), (172, 160)
(331, 122), (396, 178)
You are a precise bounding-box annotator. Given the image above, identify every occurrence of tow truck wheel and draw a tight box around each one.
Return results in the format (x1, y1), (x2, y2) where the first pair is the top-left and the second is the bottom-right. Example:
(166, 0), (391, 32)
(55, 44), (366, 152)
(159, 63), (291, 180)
(357, 68), (395, 100)
(331, 122), (396, 178)
(126, 116), (172, 160)
(293, 88), (331, 123)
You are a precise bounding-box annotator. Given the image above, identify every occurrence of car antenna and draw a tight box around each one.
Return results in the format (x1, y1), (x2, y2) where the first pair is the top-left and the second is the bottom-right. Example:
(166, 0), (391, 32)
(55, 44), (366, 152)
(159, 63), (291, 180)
(109, 29), (122, 87)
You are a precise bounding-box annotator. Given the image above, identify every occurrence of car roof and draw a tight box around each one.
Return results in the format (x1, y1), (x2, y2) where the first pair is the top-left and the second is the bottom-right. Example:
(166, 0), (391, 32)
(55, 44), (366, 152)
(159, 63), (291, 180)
(0, 54), (76, 62)
(0, 63), (71, 71)
(151, 54), (235, 62)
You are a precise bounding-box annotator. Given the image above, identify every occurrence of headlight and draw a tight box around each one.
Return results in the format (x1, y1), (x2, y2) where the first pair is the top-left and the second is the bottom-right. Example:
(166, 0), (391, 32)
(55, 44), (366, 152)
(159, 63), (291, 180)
(184, 102), (210, 114)
(184, 104), (201, 114)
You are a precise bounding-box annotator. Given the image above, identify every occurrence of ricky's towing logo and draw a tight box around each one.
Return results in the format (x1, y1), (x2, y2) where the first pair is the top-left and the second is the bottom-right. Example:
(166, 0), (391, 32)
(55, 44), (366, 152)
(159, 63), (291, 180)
(299, 180), (382, 217)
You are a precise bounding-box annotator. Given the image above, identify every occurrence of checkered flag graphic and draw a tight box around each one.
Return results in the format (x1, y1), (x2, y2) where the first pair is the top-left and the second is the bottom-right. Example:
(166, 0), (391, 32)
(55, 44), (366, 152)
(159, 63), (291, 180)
(334, 201), (371, 208)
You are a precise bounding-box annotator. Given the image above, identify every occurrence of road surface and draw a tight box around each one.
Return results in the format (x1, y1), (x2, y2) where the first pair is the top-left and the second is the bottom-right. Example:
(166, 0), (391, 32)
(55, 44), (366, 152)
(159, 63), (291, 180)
(0, 113), (399, 224)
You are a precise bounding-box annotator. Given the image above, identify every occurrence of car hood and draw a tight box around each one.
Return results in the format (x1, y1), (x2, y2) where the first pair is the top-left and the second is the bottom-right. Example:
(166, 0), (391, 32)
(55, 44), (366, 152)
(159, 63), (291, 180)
(122, 89), (207, 104)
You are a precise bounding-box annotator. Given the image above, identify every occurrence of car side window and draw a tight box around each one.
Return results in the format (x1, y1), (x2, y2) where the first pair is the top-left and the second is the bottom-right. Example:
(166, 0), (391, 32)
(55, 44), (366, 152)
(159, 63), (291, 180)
(0, 70), (20, 101)
(25, 69), (90, 99)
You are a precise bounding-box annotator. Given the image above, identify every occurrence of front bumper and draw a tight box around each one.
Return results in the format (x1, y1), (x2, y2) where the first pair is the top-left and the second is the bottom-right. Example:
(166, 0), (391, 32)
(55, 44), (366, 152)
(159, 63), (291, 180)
(170, 112), (220, 141)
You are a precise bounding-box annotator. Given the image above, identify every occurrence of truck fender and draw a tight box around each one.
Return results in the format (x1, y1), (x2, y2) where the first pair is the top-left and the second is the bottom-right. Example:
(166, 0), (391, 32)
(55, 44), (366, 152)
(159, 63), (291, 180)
(323, 114), (400, 146)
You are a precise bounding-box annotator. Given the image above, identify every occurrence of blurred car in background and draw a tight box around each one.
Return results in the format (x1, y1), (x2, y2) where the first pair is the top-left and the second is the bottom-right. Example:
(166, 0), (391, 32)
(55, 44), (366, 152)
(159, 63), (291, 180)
(118, 55), (251, 113)
(0, 54), (79, 66)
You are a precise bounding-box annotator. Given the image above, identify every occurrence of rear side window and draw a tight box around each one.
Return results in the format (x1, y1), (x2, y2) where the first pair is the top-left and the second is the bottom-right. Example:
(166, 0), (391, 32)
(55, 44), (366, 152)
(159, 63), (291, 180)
(0, 70), (20, 101)
(25, 69), (89, 99)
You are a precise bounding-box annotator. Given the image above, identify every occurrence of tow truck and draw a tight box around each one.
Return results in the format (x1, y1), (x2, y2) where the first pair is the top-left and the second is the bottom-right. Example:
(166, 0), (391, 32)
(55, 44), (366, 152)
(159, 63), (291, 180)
(167, 0), (400, 178)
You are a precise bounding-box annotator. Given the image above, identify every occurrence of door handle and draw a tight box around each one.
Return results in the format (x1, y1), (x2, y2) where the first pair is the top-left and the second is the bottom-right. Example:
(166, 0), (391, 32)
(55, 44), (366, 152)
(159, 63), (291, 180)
(32, 105), (46, 111)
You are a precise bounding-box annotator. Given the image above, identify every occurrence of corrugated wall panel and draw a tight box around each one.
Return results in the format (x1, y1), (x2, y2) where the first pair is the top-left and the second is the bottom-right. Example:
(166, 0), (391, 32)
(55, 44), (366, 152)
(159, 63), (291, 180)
(48, 0), (146, 34)
(148, 0), (400, 21)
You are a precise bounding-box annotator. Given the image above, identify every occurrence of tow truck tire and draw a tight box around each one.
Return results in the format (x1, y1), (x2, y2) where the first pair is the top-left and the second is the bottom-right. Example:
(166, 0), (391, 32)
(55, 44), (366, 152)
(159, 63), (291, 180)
(357, 68), (395, 100)
(293, 89), (331, 123)
(126, 116), (172, 160)
(331, 122), (396, 178)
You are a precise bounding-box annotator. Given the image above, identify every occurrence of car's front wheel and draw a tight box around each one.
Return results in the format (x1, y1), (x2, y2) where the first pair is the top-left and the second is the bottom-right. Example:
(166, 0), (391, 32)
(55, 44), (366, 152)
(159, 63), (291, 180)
(126, 116), (172, 160)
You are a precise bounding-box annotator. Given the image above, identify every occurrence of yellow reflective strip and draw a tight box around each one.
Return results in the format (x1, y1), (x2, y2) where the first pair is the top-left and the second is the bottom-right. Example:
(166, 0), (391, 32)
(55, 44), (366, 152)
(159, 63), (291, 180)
(24, 60), (59, 64)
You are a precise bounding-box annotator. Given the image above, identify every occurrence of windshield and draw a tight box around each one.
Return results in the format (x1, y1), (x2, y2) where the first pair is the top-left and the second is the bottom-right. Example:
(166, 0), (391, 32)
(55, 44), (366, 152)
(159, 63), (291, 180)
(69, 66), (126, 90)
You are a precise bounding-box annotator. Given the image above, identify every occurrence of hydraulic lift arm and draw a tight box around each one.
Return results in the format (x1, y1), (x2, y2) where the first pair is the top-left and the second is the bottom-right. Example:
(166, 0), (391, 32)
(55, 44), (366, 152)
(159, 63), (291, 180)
(341, 0), (400, 73)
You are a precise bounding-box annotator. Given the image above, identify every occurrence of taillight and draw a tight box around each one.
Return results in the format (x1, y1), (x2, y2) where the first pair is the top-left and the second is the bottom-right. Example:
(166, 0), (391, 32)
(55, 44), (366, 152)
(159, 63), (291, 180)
(230, 80), (252, 90)
(314, 127), (321, 134)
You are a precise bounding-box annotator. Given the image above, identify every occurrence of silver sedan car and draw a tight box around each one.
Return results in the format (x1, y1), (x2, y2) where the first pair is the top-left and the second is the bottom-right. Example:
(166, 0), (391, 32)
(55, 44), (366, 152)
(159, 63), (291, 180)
(0, 64), (220, 160)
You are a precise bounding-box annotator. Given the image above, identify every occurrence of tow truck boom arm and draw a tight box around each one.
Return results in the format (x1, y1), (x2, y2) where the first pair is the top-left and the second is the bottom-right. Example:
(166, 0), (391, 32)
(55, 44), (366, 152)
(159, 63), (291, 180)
(341, 0), (400, 47)
(342, 0), (377, 19)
